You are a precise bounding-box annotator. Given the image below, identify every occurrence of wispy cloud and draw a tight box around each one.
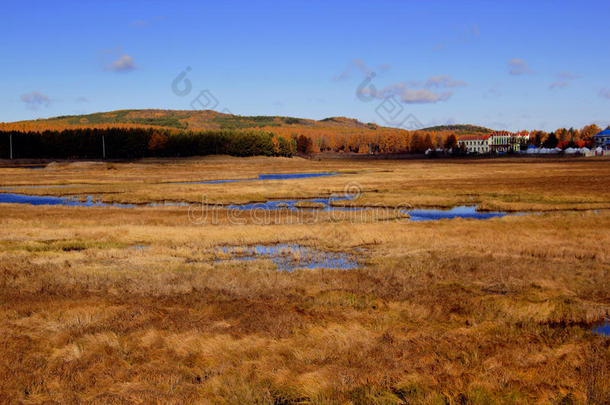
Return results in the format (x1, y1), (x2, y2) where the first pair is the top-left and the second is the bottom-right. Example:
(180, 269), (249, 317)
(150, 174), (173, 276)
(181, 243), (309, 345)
(20, 91), (51, 109)
(108, 54), (136, 72)
(484, 88), (501, 99)
(333, 58), (372, 81)
(425, 75), (466, 88)
(435, 24), (479, 51)
(75, 96), (89, 103)
(333, 59), (389, 81)
(356, 73), (464, 103)
(557, 71), (580, 80)
(550, 71), (579, 89)
(341, 60), (462, 104)
(599, 88), (610, 99)
(359, 82), (452, 104)
(101, 48), (137, 73)
(508, 58), (532, 75)
(377, 63), (391, 72)
(393, 87), (452, 104)
(131, 19), (147, 28)
(549, 81), (568, 89)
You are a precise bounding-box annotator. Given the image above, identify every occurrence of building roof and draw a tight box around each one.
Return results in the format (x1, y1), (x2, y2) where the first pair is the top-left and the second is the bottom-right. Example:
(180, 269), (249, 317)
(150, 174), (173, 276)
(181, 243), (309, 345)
(594, 129), (610, 137)
(458, 131), (528, 141)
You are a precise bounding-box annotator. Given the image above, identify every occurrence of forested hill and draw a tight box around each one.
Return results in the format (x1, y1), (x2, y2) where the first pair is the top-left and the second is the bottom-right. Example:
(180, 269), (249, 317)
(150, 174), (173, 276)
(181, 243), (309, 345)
(5, 109), (493, 134)
(421, 124), (493, 135)
(1, 110), (495, 158)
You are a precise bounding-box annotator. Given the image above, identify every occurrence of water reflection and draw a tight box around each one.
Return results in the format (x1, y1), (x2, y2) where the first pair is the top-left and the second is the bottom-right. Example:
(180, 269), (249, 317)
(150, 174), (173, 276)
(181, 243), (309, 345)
(170, 172), (341, 185)
(215, 244), (359, 271)
(406, 206), (512, 221)
(0, 192), (523, 222)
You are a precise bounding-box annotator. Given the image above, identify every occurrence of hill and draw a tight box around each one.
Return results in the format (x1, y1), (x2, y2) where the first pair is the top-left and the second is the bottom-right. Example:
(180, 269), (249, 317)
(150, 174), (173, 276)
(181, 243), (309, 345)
(422, 124), (494, 135)
(7, 109), (493, 134)
(1, 110), (498, 157)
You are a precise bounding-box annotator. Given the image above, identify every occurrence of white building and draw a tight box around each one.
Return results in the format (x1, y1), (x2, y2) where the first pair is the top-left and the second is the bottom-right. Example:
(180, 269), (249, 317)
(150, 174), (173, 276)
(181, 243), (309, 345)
(458, 131), (529, 154)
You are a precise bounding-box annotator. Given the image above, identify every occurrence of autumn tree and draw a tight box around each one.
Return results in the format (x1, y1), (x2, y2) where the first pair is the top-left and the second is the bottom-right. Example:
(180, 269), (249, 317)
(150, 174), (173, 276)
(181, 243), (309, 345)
(555, 128), (569, 143)
(423, 134), (434, 151)
(542, 132), (559, 148)
(296, 134), (313, 154)
(580, 124), (601, 144)
(410, 133), (422, 153)
(530, 130), (546, 147)
(148, 132), (168, 151)
(271, 136), (281, 155)
(444, 134), (458, 150)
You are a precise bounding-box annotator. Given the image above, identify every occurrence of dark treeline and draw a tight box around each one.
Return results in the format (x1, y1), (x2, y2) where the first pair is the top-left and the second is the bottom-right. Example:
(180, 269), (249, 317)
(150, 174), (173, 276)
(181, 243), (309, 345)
(0, 128), (296, 159)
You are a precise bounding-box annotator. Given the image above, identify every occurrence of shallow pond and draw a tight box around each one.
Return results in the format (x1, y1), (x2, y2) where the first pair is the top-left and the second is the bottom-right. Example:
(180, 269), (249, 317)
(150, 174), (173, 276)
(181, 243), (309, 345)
(0, 192), (522, 221)
(226, 195), (359, 211)
(406, 206), (513, 221)
(0, 193), (135, 207)
(169, 172), (341, 185)
(592, 318), (609, 336)
(0, 193), (190, 208)
(227, 199), (518, 220)
(215, 244), (359, 271)
(0, 172), (342, 190)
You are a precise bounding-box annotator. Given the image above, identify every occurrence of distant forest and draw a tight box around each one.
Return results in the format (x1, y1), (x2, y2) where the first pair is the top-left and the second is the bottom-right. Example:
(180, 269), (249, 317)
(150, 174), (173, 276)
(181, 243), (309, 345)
(0, 109), (606, 158)
(0, 128), (295, 159)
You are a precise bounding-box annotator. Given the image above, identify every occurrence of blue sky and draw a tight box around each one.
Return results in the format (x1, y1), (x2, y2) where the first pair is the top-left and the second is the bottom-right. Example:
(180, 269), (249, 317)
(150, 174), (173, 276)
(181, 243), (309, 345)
(1, 0), (609, 131)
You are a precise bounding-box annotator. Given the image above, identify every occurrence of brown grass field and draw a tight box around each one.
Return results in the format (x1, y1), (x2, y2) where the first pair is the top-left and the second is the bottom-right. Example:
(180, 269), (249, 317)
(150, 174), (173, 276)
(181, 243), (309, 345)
(0, 156), (608, 404)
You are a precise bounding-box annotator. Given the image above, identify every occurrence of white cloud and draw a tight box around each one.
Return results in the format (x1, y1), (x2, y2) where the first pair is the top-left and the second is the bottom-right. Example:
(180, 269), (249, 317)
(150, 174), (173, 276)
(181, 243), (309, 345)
(108, 54), (136, 72)
(101, 48), (137, 73)
(395, 87), (452, 103)
(359, 82), (452, 104)
(425, 75), (466, 88)
(345, 62), (462, 104)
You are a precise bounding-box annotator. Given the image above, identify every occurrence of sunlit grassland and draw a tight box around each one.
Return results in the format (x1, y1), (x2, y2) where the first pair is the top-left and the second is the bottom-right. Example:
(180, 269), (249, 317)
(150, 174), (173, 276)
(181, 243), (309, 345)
(2, 156), (610, 211)
(0, 157), (608, 403)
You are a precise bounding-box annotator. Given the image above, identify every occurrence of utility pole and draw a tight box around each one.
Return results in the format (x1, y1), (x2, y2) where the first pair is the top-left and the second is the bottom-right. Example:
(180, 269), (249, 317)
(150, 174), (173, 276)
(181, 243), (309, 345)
(9, 133), (13, 160)
(102, 134), (106, 160)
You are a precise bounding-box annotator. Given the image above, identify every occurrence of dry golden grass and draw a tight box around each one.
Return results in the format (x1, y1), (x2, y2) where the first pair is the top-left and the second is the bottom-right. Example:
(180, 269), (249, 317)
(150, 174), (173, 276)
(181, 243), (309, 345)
(0, 157), (608, 404)
(2, 156), (610, 211)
